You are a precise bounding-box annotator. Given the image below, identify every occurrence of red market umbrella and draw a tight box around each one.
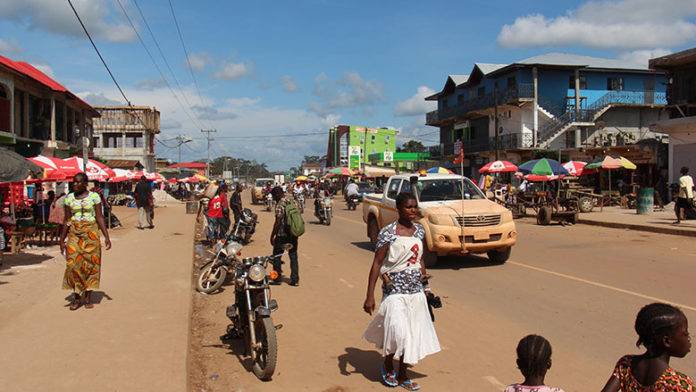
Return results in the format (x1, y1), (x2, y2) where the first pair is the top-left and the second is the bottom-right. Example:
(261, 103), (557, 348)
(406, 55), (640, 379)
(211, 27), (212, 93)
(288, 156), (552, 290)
(63, 157), (116, 181)
(479, 160), (518, 174)
(562, 161), (587, 177)
(525, 174), (563, 182)
(27, 155), (68, 181)
(167, 177), (178, 184)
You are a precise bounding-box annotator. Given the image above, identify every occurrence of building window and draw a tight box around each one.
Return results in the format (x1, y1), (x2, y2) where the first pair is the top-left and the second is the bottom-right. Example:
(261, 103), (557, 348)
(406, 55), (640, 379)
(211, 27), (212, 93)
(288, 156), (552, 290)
(126, 133), (144, 148)
(104, 133), (122, 148)
(371, 134), (376, 143)
(507, 76), (516, 88)
(442, 98), (449, 109)
(568, 75), (588, 89)
(477, 87), (485, 97)
(457, 94), (465, 104)
(92, 136), (100, 148)
(607, 77), (623, 91)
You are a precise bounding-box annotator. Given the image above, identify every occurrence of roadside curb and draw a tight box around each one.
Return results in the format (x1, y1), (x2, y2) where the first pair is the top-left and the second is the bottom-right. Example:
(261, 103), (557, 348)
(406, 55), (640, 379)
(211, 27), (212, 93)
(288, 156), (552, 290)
(577, 218), (696, 237)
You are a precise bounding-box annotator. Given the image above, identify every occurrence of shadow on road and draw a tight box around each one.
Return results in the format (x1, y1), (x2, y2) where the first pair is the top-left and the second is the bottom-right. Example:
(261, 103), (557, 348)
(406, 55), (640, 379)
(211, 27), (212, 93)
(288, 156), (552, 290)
(0, 253), (53, 273)
(350, 241), (373, 252)
(62, 291), (113, 306)
(429, 254), (502, 270)
(337, 347), (426, 382)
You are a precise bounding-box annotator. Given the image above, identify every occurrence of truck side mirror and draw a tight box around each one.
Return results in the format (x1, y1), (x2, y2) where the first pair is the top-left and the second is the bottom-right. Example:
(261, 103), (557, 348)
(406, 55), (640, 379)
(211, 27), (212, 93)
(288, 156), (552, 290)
(409, 176), (419, 186)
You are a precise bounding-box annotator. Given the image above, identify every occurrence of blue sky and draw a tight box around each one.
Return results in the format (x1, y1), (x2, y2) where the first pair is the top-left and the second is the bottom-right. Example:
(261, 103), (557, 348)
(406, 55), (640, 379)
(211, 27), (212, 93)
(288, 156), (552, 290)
(1, 0), (695, 169)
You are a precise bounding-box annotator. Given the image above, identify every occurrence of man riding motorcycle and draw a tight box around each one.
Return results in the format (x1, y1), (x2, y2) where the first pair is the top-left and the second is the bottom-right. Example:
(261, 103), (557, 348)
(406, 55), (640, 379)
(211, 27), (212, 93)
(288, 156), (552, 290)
(344, 179), (359, 200)
(314, 181), (333, 216)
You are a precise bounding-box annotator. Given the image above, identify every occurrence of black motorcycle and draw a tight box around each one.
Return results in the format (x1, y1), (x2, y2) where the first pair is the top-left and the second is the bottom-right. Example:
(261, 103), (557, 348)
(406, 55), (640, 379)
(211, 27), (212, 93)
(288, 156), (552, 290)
(346, 194), (360, 211)
(221, 244), (291, 381)
(231, 208), (258, 244)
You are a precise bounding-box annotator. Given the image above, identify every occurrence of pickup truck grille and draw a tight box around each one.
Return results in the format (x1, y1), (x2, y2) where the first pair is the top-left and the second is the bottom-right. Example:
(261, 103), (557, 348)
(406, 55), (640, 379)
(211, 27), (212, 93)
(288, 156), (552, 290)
(455, 214), (501, 227)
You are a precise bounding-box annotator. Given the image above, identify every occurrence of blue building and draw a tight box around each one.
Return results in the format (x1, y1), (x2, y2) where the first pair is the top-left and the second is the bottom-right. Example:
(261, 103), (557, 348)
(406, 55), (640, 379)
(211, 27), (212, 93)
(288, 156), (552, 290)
(426, 53), (669, 176)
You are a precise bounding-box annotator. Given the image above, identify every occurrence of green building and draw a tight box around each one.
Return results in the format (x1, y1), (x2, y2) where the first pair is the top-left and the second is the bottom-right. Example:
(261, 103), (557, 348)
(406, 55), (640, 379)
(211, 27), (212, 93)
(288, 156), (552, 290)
(326, 125), (396, 170)
(367, 151), (432, 172)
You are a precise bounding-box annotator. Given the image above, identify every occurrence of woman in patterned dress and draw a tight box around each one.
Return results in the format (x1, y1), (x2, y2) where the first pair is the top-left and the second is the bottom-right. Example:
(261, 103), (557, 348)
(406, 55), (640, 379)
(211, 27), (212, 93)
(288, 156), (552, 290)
(59, 173), (112, 310)
(601, 303), (693, 392)
(363, 192), (440, 391)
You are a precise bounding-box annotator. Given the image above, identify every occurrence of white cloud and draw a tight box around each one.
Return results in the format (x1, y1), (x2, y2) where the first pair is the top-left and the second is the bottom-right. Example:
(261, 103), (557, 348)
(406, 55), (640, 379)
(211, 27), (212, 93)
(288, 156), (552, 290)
(214, 61), (253, 80)
(498, 0), (696, 50)
(310, 72), (384, 117)
(72, 80), (329, 170)
(0, 0), (135, 43)
(80, 92), (123, 106)
(135, 78), (168, 91)
(187, 52), (210, 72)
(618, 48), (673, 67)
(31, 63), (54, 78)
(394, 86), (436, 117)
(281, 75), (298, 92)
(0, 38), (21, 54)
(192, 105), (239, 121)
(226, 97), (261, 107)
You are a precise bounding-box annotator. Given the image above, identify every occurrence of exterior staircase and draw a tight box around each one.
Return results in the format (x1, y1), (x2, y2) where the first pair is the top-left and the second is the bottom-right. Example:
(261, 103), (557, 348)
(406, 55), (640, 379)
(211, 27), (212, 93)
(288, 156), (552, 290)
(536, 90), (665, 149)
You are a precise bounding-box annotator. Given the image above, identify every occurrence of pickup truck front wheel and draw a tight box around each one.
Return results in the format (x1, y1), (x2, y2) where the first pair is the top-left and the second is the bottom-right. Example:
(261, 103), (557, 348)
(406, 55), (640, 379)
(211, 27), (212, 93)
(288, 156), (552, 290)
(487, 247), (511, 264)
(368, 217), (379, 247)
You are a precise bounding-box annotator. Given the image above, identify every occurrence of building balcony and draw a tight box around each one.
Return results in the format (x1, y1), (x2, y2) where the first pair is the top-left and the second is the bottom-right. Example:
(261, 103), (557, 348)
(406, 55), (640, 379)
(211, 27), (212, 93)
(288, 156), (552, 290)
(426, 83), (534, 126)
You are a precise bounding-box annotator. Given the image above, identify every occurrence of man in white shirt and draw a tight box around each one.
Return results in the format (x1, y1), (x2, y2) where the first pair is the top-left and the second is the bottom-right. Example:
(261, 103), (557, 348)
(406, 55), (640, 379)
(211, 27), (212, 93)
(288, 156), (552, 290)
(676, 166), (694, 224)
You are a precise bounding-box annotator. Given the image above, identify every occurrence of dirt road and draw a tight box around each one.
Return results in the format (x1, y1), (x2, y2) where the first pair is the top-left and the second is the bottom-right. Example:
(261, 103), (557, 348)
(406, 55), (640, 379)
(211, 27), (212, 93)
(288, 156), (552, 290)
(188, 195), (696, 391)
(0, 203), (195, 392)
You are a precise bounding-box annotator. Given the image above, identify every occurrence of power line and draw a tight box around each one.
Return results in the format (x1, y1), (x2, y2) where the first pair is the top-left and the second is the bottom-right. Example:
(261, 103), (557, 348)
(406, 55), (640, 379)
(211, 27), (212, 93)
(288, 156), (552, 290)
(192, 131), (327, 140)
(131, 0), (208, 129)
(68, 0), (130, 105)
(114, 0), (202, 131)
(167, 0), (206, 109)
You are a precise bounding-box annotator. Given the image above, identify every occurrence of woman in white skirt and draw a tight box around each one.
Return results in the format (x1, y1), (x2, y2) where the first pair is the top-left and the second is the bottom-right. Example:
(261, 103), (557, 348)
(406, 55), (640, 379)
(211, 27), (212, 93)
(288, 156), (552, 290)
(363, 192), (441, 391)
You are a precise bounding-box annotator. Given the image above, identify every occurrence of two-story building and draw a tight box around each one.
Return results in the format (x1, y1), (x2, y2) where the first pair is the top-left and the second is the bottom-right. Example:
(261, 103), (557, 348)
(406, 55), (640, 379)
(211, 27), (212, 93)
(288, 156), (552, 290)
(426, 53), (668, 177)
(650, 48), (696, 184)
(326, 125), (396, 170)
(91, 106), (160, 172)
(0, 55), (99, 157)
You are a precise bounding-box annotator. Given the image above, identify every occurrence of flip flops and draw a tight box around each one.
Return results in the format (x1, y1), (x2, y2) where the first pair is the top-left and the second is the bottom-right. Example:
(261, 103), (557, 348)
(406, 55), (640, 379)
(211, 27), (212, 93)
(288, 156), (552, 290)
(399, 379), (421, 391)
(381, 367), (398, 387)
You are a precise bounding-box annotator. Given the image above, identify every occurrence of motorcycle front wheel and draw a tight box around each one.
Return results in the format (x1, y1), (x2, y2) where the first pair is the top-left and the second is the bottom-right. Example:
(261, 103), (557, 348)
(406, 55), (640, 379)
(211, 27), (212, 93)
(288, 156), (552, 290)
(325, 214), (331, 226)
(196, 263), (227, 294)
(252, 317), (278, 381)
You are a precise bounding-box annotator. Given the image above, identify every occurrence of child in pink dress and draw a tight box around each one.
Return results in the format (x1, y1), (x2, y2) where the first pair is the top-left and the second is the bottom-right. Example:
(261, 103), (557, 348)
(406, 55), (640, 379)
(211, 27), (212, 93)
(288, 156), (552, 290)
(505, 335), (565, 392)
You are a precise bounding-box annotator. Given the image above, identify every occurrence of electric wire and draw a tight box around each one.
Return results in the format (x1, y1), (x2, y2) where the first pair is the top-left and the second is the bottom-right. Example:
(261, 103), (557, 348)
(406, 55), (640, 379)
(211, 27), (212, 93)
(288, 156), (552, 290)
(166, 0), (207, 111)
(131, 0), (210, 129)
(114, 0), (203, 131)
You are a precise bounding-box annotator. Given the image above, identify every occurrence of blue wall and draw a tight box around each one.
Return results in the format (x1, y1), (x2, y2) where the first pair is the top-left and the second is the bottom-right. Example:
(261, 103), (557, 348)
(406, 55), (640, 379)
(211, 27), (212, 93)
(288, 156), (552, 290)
(438, 67), (667, 114)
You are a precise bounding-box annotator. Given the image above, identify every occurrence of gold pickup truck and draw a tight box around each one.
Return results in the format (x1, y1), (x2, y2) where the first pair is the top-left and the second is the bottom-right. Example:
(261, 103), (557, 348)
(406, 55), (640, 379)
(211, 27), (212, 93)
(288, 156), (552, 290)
(251, 178), (274, 204)
(362, 173), (517, 265)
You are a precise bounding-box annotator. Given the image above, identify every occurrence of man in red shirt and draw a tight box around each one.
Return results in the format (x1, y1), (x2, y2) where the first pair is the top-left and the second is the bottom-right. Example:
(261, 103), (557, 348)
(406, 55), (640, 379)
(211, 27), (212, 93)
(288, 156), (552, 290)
(207, 184), (230, 240)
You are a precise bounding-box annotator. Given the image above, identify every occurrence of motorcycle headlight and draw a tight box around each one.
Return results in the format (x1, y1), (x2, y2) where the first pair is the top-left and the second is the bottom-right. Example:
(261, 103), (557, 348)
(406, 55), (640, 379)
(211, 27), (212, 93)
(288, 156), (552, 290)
(248, 264), (266, 282)
(226, 241), (243, 257)
(323, 198), (332, 207)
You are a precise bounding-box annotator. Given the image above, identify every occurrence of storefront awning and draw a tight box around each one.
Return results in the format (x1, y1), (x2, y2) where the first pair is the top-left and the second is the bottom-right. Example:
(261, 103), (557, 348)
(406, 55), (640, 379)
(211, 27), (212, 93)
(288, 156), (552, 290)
(363, 165), (396, 178)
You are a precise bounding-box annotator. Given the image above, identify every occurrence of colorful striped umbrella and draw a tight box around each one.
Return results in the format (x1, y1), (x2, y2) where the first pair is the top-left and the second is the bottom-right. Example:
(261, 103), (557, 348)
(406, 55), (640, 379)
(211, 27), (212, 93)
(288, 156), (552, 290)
(518, 158), (569, 176)
(585, 156), (637, 171)
(562, 161), (587, 176)
(328, 167), (353, 176)
(426, 167), (454, 174)
(479, 160), (518, 174)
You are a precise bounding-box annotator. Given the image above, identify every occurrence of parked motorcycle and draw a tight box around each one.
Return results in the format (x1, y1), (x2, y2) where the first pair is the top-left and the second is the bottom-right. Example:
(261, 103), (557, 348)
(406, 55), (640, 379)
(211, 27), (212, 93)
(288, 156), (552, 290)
(221, 244), (292, 381)
(232, 208), (258, 244)
(197, 235), (244, 294)
(315, 196), (333, 225)
(346, 194), (360, 211)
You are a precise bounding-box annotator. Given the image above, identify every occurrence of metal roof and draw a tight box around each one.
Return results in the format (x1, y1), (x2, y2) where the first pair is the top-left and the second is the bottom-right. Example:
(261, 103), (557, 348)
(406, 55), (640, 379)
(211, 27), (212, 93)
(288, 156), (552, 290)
(474, 63), (508, 75)
(449, 74), (469, 85)
(517, 52), (650, 71)
(649, 48), (695, 69)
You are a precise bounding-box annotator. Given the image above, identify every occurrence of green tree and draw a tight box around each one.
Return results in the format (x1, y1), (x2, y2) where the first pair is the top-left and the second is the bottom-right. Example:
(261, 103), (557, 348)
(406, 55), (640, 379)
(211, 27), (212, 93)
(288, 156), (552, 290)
(397, 140), (426, 153)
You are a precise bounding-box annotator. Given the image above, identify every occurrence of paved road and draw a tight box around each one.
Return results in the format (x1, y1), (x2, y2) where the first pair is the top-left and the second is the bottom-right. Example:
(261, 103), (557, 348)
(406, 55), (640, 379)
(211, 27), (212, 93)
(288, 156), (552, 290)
(189, 195), (696, 391)
(0, 204), (195, 392)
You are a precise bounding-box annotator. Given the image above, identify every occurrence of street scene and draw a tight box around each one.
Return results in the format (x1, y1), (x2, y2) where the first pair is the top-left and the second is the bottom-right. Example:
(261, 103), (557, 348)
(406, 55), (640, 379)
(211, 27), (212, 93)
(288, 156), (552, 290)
(2, 1), (696, 392)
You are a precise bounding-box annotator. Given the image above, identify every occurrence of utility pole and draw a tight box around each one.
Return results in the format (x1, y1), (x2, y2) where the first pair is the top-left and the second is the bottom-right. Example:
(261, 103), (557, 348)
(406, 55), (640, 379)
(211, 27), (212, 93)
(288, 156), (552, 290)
(494, 85), (500, 160)
(201, 129), (217, 177)
(174, 135), (192, 163)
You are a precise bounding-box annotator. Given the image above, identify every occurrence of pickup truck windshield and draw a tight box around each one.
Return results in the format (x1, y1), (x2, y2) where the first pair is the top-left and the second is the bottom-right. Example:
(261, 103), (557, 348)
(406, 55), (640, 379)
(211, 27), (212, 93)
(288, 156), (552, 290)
(255, 180), (268, 186)
(415, 178), (484, 202)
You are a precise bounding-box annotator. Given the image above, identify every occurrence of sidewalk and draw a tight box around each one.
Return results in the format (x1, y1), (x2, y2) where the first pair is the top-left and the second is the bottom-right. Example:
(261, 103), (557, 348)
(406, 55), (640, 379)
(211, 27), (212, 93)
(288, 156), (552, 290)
(0, 202), (195, 392)
(578, 204), (696, 237)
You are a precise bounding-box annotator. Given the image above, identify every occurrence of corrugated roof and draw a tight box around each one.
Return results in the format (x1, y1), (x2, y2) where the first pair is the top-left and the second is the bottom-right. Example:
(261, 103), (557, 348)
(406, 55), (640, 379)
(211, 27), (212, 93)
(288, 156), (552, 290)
(104, 159), (142, 169)
(449, 74), (469, 85)
(475, 63), (508, 75)
(517, 52), (650, 71)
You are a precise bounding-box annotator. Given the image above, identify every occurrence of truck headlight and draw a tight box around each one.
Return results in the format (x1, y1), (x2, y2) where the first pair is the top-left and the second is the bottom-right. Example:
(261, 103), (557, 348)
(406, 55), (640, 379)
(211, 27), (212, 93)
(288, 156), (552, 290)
(428, 214), (452, 226)
(248, 264), (266, 282)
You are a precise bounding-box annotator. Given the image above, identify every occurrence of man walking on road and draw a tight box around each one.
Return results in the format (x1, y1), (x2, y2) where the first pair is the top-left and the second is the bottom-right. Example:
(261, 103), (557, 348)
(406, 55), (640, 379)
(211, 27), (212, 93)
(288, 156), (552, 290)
(134, 176), (154, 229)
(676, 166), (694, 224)
(270, 186), (300, 286)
